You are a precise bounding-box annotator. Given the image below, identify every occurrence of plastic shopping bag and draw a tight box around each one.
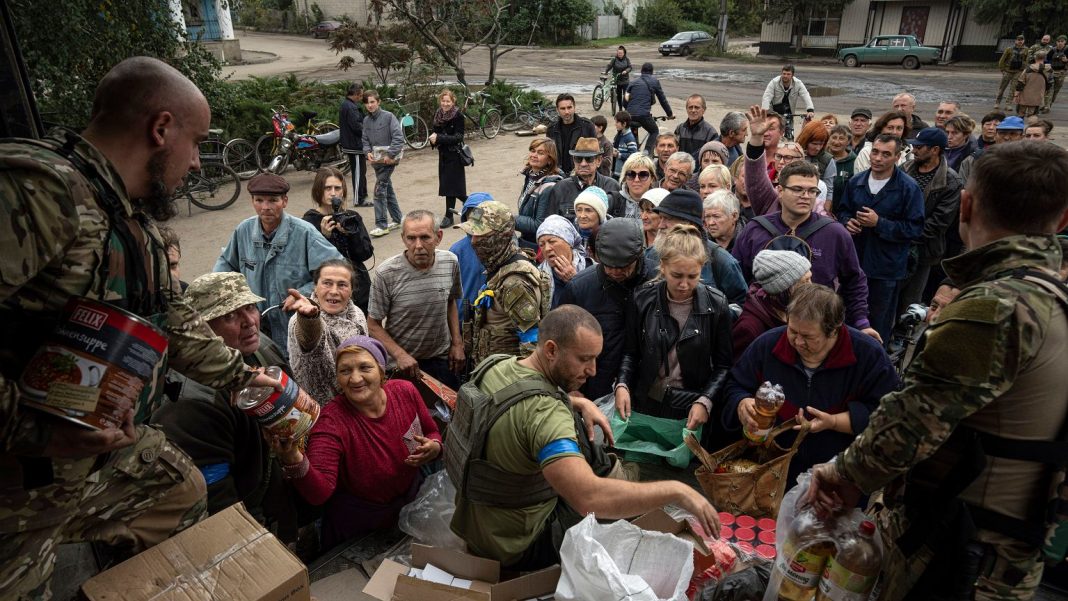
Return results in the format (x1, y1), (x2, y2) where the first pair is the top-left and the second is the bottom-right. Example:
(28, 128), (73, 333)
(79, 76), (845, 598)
(397, 470), (466, 550)
(556, 514), (694, 601)
(610, 411), (701, 468)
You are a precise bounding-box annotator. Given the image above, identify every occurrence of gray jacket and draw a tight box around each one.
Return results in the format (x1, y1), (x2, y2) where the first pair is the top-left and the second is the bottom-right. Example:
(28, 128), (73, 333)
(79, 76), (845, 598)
(361, 108), (405, 159)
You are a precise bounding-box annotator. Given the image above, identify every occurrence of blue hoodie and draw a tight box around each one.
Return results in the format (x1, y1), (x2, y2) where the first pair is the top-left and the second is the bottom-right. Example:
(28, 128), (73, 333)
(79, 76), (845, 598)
(450, 194), (494, 319)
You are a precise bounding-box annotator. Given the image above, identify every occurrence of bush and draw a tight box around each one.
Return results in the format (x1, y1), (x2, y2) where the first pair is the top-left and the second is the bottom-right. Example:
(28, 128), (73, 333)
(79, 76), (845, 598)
(680, 20), (716, 35)
(635, 0), (683, 37)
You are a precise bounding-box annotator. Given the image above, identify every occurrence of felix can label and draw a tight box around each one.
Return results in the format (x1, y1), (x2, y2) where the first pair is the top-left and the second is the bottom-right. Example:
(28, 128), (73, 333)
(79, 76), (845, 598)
(19, 297), (168, 430)
(236, 366), (320, 439)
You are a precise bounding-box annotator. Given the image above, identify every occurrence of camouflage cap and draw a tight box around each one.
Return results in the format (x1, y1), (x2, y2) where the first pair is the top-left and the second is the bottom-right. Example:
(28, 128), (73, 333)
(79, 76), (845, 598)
(186, 272), (266, 322)
(458, 200), (514, 235)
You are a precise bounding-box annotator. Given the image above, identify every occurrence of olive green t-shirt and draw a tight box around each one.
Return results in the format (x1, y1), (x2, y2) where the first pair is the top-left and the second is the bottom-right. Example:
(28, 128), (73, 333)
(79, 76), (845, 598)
(450, 358), (581, 566)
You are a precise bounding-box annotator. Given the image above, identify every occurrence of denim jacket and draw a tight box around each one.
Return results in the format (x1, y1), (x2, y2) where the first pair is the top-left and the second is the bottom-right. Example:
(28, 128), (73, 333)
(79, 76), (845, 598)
(214, 213), (342, 356)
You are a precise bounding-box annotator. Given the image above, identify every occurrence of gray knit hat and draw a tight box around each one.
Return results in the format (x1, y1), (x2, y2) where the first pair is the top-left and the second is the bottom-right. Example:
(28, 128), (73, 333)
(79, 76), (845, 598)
(753, 249), (811, 295)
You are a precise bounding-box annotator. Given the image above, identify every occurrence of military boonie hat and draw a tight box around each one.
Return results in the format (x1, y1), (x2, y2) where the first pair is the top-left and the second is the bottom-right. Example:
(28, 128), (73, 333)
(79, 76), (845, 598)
(458, 200), (514, 235)
(247, 173), (290, 196)
(186, 272), (265, 322)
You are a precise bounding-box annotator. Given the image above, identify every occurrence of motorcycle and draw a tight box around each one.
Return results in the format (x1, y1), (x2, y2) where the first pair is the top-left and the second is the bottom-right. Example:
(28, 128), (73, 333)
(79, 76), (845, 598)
(257, 107), (350, 175)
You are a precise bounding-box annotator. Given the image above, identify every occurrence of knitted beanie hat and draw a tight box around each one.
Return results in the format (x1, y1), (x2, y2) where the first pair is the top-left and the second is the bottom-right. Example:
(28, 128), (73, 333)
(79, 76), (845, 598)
(574, 186), (609, 223)
(753, 249), (812, 295)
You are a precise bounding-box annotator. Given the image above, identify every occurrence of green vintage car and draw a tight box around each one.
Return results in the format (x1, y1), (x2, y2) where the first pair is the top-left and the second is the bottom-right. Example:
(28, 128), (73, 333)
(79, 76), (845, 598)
(836, 35), (941, 70)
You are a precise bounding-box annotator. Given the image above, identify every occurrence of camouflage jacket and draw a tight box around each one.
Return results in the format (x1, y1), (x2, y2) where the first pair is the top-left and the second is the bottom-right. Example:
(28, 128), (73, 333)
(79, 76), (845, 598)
(467, 258), (550, 367)
(839, 235), (1068, 511)
(0, 129), (254, 454)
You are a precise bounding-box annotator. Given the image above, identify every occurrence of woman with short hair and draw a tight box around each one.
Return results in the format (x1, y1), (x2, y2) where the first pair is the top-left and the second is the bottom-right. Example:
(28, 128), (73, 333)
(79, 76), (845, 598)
(944, 114), (977, 172)
(702, 189), (743, 250)
(612, 152), (656, 219)
(517, 138), (564, 248)
(302, 168), (373, 313)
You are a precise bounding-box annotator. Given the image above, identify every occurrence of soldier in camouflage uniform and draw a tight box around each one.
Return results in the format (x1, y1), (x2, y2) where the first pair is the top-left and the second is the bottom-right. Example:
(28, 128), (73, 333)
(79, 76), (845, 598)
(808, 141), (1068, 600)
(459, 201), (550, 368)
(0, 57), (277, 599)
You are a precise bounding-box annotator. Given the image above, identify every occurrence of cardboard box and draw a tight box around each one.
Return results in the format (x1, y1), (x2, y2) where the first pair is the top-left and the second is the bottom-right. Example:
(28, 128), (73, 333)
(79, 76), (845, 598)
(82, 503), (309, 601)
(364, 544), (559, 601)
(632, 509), (711, 557)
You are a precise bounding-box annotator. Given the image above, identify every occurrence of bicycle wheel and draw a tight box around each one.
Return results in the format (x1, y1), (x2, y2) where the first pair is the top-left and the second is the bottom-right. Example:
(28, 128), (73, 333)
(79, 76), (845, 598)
(223, 138), (258, 179)
(501, 110), (524, 132)
(609, 87), (618, 116)
(404, 115), (430, 149)
(187, 163), (241, 211)
(312, 121), (339, 135)
(517, 111), (536, 129)
(592, 85), (605, 111)
(481, 109), (502, 139)
(255, 134), (281, 170)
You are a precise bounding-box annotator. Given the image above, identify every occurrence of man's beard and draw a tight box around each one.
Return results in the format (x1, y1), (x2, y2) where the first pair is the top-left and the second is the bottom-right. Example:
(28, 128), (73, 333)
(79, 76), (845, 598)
(137, 149), (179, 222)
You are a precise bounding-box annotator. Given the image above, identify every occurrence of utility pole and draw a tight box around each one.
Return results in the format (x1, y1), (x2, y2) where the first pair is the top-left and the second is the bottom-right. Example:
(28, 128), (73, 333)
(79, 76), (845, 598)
(717, 0), (729, 52)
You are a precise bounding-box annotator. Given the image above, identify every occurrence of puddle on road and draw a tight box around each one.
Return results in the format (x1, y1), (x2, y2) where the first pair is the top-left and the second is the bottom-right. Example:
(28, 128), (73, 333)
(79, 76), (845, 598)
(807, 85), (847, 97)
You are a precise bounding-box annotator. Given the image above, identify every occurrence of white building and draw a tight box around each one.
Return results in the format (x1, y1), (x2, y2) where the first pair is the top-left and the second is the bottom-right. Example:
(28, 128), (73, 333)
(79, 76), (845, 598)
(173, 0), (242, 63)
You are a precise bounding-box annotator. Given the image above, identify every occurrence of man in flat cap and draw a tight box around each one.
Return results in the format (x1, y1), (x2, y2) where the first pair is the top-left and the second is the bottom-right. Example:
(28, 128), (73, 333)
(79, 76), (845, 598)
(153, 272), (310, 546)
(215, 173), (342, 358)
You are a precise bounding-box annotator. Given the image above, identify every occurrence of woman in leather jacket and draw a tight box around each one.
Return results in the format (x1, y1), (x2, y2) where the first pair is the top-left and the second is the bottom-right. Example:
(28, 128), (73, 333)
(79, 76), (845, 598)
(516, 138), (564, 249)
(615, 224), (732, 434)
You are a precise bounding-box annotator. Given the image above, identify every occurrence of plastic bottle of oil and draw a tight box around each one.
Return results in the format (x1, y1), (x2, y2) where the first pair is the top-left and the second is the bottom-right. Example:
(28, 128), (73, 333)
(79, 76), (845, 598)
(773, 505), (836, 601)
(815, 520), (882, 601)
(744, 381), (785, 443)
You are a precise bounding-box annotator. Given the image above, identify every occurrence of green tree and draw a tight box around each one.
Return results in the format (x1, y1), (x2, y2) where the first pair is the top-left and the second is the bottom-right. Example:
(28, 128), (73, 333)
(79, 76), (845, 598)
(635, 0), (683, 37)
(962, 0), (1068, 40)
(763, 0), (856, 52)
(509, 0), (596, 45)
(9, 0), (222, 129)
(330, 23), (417, 85)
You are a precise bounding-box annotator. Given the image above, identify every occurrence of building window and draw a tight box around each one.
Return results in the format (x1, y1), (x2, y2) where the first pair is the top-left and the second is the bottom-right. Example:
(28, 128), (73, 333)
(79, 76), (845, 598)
(806, 9), (841, 37)
(183, 0), (205, 27)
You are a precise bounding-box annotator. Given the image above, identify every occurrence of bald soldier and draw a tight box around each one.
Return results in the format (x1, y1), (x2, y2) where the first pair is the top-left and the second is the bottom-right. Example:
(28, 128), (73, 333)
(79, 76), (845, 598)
(0, 57), (278, 599)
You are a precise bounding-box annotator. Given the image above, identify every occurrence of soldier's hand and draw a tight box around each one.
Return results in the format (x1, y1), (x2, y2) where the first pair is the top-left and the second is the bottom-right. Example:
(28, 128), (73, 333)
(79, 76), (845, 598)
(284, 289), (319, 317)
(806, 461), (863, 519)
(44, 408), (138, 458)
(675, 483), (720, 539)
(232, 368), (284, 406)
(570, 393), (614, 446)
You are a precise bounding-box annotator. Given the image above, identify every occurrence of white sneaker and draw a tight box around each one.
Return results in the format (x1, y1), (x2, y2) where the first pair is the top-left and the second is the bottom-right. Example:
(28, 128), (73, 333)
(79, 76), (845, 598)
(369, 227), (389, 237)
(387, 222), (401, 231)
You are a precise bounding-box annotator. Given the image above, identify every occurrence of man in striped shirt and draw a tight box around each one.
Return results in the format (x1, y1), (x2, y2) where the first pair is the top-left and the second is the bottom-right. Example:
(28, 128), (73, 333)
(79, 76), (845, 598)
(368, 210), (464, 387)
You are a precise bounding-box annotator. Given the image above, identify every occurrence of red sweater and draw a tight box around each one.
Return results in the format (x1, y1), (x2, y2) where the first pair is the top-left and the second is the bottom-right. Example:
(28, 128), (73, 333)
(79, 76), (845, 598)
(293, 379), (441, 506)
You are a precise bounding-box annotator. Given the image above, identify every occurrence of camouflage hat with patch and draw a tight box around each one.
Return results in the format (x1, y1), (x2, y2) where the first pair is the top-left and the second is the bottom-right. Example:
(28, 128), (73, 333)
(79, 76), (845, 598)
(186, 272), (266, 322)
(458, 200), (514, 235)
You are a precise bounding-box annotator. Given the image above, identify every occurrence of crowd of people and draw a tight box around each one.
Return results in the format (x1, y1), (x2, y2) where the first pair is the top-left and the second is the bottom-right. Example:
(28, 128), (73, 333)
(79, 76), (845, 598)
(2, 52), (1068, 601)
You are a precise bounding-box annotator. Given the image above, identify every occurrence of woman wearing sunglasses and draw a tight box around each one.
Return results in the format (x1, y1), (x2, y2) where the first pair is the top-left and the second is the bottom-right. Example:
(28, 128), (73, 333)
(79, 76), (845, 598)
(611, 153), (656, 220)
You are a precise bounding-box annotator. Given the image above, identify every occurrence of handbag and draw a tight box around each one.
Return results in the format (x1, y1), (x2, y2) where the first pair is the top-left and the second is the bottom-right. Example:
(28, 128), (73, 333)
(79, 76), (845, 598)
(457, 143), (474, 167)
(684, 417), (811, 518)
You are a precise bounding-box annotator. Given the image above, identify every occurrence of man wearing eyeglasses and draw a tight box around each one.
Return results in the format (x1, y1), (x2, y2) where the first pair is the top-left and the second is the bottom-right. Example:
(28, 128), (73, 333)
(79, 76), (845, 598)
(836, 134), (925, 342)
(661, 152), (696, 192)
(732, 161), (879, 342)
(742, 106), (827, 217)
(543, 137), (621, 222)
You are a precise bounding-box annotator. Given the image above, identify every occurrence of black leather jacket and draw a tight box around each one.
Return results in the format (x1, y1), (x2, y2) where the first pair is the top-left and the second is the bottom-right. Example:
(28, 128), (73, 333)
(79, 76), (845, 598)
(618, 280), (732, 418)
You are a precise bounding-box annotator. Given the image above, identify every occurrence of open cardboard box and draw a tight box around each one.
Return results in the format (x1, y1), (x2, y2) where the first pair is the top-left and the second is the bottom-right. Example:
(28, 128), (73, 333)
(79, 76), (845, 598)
(364, 544), (559, 601)
(82, 503), (309, 601)
(632, 508), (712, 558)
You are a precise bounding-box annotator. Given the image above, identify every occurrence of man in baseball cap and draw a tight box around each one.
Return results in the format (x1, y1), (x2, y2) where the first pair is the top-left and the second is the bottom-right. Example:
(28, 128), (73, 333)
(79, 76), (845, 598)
(849, 108), (872, 151)
(995, 115), (1027, 144)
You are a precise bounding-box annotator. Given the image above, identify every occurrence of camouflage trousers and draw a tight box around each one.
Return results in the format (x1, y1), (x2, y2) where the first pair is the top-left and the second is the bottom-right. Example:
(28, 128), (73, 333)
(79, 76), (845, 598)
(869, 494), (1044, 601)
(0, 426), (207, 600)
(1046, 71), (1066, 109)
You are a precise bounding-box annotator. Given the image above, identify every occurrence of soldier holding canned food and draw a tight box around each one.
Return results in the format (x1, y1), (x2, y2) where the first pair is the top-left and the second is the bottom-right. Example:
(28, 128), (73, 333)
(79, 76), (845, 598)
(0, 57), (281, 599)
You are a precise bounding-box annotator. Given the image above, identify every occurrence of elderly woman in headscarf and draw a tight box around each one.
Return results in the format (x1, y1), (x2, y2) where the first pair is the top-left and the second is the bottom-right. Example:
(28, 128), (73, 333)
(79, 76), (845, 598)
(537, 215), (592, 308)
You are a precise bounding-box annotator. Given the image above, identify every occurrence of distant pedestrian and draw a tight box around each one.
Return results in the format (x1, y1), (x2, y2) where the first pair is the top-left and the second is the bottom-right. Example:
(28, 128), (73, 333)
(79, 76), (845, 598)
(429, 89), (467, 228)
(996, 35), (1029, 110)
(1015, 51), (1054, 118)
(362, 90), (405, 237)
(340, 83), (369, 206)
(625, 62), (675, 154)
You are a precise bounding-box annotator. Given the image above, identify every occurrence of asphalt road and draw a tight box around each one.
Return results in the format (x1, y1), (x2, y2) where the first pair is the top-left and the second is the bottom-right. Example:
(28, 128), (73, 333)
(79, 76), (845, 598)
(173, 31), (1064, 282)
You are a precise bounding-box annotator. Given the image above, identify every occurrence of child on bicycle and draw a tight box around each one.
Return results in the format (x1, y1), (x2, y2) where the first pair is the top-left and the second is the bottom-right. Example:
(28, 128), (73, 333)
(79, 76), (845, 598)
(613, 110), (637, 177)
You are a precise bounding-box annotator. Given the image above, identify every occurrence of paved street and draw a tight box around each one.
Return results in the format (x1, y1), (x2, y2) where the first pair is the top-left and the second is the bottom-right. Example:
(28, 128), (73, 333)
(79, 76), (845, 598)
(174, 31), (1066, 282)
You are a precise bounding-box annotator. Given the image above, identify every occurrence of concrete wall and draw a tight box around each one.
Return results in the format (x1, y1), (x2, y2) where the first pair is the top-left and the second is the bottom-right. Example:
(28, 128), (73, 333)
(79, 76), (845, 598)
(313, 0), (371, 24)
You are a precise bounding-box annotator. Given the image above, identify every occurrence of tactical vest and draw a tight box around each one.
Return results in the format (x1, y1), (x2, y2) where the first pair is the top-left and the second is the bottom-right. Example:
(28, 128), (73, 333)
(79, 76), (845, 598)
(1009, 46), (1027, 71)
(468, 258), (551, 366)
(444, 354), (570, 508)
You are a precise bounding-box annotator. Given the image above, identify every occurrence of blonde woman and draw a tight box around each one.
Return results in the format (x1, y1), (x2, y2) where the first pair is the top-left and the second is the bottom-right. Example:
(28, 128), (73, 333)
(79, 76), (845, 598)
(612, 152), (657, 219)
(429, 89), (466, 227)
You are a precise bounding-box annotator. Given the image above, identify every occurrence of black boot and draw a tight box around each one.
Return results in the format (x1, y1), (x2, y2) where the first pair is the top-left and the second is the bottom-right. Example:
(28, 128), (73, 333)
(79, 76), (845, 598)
(440, 199), (456, 228)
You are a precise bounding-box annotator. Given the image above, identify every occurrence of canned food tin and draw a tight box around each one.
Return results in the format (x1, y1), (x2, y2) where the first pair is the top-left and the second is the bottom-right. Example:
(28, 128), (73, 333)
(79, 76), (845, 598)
(19, 297), (168, 430)
(236, 366), (320, 439)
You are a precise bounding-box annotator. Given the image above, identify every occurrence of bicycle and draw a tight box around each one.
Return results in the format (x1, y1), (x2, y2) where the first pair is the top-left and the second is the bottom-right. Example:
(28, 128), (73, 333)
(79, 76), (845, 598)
(592, 73), (624, 115)
(781, 111), (813, 142)
(223, 137), (258, 179)
(459, 86), (502, 139)
(633, 115), (673, 155)
(175, 129), (241, 211)
(528, 99), (558, 126)
(500, 95), (534, 132)
(384, 95), (430, 150)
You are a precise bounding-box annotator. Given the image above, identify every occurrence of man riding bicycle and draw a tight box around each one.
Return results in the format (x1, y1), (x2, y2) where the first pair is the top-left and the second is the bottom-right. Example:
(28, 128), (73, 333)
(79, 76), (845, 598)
(604, 45), (632, 111)
(760, 65), (815, 140)
(625, 62), (675, 154)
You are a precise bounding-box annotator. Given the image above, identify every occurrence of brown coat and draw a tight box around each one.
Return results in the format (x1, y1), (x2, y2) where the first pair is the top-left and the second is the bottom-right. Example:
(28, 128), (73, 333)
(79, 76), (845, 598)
(1016, 64), (1052, 106)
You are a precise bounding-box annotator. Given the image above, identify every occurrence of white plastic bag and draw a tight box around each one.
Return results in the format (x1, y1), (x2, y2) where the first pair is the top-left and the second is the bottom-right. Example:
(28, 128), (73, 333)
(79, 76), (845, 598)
(556, 514), (694, 601)
(397, 470), (466, 550)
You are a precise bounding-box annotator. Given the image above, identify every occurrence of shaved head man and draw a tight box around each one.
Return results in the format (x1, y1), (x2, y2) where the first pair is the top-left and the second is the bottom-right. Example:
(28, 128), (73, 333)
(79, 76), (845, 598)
(83, 57), (212, 221)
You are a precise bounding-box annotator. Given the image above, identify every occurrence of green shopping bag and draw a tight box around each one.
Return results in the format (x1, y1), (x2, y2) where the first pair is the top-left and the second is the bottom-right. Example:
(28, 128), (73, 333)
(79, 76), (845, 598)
(609, 411), (701, 469)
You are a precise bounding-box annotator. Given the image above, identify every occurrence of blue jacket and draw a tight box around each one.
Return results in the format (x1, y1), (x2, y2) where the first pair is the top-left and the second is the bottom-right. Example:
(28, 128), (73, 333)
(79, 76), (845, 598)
(724, 325), (899, 485)
(214, 213), (342, 357)
(835, 168), (925, 280)
(625, 74), (672, 118)
(450, 235), (485, 320)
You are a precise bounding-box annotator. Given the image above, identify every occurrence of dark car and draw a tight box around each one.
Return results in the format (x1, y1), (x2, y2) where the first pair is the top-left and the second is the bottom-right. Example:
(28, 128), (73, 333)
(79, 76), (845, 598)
(310, 21), (342, 39)
(659, 31), (715, 56)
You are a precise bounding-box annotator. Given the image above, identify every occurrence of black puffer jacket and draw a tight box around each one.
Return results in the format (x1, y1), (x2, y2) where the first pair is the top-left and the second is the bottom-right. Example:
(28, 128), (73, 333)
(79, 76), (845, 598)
(558, 264), (652, 399)
(618, 280), (732, 418)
